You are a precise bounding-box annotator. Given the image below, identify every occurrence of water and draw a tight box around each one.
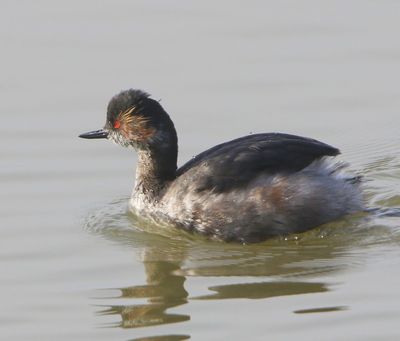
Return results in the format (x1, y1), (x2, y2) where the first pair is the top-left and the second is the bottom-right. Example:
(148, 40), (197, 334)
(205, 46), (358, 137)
(2, 1), (400, 340)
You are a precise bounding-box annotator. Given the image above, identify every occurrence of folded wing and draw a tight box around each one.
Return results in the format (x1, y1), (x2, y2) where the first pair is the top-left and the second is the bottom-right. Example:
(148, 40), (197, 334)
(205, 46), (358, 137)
(177, 133), (340, 192)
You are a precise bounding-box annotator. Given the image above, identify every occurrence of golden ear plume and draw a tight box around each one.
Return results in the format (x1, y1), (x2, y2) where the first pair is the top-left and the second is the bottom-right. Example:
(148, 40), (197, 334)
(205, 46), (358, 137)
(118, 106), (137, 124)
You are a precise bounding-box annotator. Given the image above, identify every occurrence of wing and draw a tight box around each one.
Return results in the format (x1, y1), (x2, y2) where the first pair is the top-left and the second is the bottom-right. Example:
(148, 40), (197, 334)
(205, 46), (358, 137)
(176, 133), (340, 192)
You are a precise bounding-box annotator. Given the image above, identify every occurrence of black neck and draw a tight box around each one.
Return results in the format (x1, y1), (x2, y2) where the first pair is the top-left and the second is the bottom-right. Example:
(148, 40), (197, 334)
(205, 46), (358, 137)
(132, 98), (178, 201)
(134, 141), (178, 200)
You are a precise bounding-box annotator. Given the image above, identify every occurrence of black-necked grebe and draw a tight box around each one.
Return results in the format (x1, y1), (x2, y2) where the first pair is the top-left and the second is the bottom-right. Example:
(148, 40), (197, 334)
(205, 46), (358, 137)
(80, 89), (363, 243)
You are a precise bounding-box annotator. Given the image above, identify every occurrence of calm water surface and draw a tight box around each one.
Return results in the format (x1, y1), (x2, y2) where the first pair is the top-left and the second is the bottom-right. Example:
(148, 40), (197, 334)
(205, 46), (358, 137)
(2, 1), (400, 340)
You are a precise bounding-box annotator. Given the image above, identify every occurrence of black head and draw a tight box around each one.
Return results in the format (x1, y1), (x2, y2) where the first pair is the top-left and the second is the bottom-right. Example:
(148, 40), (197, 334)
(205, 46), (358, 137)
(79, 89), (177, 150)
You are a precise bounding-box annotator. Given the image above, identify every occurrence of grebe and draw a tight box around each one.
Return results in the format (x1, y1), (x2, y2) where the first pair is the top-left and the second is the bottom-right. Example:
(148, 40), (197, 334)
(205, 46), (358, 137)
(80, 89), (363, 243)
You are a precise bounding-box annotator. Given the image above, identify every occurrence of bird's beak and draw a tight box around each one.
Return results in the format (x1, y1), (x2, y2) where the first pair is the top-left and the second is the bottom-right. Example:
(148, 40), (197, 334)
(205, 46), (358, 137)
(79, 129), (109, 139)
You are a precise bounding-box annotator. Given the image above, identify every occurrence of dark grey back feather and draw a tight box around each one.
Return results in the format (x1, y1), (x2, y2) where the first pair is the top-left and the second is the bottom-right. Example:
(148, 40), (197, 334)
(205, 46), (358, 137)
(177, 133), (339, 192)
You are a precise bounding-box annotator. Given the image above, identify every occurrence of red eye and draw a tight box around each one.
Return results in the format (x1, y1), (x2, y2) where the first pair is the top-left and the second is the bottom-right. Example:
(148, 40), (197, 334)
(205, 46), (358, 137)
(114, 120), (121, 129)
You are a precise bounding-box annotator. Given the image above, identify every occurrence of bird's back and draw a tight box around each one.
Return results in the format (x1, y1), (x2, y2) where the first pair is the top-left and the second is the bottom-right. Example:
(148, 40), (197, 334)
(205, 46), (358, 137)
(176, 133), (339, 193)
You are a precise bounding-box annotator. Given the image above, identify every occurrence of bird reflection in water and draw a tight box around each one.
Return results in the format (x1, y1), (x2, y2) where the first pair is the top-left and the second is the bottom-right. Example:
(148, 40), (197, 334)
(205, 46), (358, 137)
(89, 211), (361, 333)
(98, 258), (189, 329)
(96, 252), (331, 331)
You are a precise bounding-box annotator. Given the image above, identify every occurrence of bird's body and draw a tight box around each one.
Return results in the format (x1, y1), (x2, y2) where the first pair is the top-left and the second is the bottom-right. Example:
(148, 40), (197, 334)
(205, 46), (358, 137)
(80, 89), (363, 243)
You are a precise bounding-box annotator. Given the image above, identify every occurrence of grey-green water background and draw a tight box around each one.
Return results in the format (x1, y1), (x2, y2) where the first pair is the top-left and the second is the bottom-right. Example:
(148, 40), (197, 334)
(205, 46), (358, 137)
(2, 1), (400, 340)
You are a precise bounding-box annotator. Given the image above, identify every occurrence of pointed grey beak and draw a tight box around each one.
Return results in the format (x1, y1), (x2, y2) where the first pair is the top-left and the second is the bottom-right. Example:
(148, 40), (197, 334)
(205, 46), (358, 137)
(79, 129), (109, 139)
